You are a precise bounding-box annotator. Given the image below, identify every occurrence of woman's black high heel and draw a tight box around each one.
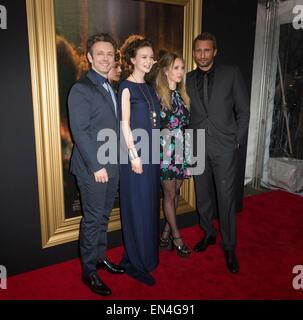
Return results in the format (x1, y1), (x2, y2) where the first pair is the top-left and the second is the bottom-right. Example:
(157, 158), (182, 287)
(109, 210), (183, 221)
(171, 236), (191, 258)
(159, 230), (173, 250)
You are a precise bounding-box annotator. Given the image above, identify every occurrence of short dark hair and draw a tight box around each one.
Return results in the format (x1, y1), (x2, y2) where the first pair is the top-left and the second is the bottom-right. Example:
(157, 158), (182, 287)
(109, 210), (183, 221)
(87, 33), (118, 55)
(193, 32), (217, 51)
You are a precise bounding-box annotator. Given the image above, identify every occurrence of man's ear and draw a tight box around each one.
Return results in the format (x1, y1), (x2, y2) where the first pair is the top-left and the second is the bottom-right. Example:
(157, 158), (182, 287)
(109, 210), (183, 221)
(87, 52), (93, 64)
(214, 49), (218, 57)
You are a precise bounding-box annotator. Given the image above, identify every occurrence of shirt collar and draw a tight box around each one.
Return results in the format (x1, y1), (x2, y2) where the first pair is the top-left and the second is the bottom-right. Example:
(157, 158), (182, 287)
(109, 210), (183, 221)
(91, 68), (108, 85)
(197, 63), (215, 76)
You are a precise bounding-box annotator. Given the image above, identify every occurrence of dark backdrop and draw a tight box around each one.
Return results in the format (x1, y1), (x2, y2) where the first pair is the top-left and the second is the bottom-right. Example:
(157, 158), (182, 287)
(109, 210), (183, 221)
(0, 0), (257, 276)
(202, 0), (258, 212)
(202, 0), (257, 92)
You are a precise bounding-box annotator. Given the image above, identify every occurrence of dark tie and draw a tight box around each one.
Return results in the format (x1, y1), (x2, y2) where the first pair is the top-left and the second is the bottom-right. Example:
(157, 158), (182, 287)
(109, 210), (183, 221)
(203, 73), (209, 108)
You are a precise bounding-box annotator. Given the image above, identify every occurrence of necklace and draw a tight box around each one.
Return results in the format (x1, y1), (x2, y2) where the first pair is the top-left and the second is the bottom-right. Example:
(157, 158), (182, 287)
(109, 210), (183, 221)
(131, 74), (157, 128)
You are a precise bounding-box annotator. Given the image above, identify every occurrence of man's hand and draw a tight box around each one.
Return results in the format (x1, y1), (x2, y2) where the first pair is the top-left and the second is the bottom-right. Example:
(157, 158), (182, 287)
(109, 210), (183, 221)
(94, 168), (109, 183)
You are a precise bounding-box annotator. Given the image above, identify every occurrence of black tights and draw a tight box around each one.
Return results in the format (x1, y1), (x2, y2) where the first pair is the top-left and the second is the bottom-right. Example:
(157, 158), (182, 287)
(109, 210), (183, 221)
(161, 179), (184, 244)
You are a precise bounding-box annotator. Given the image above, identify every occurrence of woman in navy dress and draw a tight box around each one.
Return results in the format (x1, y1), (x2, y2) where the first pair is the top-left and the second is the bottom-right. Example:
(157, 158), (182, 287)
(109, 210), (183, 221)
(155, 52), (191, 257)
(118, 36), (160, 286)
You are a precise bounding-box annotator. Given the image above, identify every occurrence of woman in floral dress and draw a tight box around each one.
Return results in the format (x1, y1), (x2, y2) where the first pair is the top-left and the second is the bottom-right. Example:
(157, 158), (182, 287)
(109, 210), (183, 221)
(155, 52), (192, 257)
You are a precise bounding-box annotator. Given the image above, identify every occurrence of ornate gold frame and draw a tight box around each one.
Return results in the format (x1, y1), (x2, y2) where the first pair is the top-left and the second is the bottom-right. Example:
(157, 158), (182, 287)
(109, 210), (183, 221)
(26, 0), (202, 248)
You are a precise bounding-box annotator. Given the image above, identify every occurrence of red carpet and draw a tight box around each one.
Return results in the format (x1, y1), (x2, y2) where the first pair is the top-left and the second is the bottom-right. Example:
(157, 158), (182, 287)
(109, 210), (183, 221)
(1, 190), (303, 300)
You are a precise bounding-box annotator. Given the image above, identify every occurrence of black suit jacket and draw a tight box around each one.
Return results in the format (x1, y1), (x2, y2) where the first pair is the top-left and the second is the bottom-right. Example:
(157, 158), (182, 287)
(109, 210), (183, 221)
(186, 64), (250, 150)
(68, 69), (119, 178)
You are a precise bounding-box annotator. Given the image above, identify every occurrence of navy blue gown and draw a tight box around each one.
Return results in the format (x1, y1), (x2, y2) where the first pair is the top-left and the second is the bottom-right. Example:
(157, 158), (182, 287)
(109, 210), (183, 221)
(118, 80), (160, 286)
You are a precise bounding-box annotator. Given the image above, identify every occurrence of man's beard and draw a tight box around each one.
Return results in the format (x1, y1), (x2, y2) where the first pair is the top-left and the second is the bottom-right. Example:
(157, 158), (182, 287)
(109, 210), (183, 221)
(197, 59), (213, 69)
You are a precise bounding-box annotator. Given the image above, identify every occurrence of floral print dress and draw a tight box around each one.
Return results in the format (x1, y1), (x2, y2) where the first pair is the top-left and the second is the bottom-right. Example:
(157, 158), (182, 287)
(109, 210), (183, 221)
(160, 89), (192, 181)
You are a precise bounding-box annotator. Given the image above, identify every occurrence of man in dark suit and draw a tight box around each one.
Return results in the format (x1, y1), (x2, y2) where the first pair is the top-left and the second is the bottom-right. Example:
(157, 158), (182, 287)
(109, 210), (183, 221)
(68, 33), (124, 296)
(186, 32), (250, 273)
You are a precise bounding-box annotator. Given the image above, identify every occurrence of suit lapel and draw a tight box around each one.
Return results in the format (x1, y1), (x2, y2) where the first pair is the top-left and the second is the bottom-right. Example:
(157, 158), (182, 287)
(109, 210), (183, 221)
(208, 65), (220, 109)
(193, 70), (208, 115)
(97, 83), (118, 119)
(192, 65), (220, 112)
(87, 70), (117, 119)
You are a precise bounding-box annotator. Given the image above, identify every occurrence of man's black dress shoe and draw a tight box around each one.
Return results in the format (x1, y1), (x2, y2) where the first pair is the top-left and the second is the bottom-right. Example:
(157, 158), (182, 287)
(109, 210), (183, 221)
(193, 235), (217, 252)
(82, 272), (112, 296)
(225, 250), (239, 274)
(97, 257), (125, 274)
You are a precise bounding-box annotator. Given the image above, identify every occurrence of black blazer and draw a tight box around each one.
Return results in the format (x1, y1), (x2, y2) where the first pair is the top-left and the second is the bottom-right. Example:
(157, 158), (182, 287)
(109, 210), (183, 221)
(186, 64), (250, 149)
(68, 69), (119, 178)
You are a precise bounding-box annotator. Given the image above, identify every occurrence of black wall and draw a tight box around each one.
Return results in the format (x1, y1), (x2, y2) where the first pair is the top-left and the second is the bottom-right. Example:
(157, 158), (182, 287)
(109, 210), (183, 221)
(0, 0), (258, 276)
(202, 0), (258, 94)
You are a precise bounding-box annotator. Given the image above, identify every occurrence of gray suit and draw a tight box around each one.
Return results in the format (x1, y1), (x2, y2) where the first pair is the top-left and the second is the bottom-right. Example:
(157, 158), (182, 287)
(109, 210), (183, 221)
(186, 64), (250, 250)
(68, 69), (119, 276)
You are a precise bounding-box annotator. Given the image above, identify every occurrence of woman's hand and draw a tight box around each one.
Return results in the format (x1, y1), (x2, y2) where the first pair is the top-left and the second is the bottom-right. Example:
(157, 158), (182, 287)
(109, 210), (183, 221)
(131, 157), (143, 174)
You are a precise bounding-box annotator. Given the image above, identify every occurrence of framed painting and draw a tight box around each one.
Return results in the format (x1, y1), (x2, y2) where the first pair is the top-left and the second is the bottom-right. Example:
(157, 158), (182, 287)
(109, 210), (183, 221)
(26, 0), (202, 248)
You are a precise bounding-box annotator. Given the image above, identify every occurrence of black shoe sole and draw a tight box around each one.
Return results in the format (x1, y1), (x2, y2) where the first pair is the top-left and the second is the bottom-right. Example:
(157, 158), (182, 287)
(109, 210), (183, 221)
(82, 278), (112, 296)
(97, 263), (125, 274)
(193, 239), (216, 252)
(227, 267), (239, 274)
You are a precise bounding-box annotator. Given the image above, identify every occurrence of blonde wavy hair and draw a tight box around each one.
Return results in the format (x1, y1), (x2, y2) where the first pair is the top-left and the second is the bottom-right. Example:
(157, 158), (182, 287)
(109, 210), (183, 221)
(155, 52), (190, 110)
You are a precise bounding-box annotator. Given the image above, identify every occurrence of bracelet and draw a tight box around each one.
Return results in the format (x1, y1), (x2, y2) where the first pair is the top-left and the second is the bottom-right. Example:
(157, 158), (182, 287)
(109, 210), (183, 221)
(128, 147), (138, 161)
